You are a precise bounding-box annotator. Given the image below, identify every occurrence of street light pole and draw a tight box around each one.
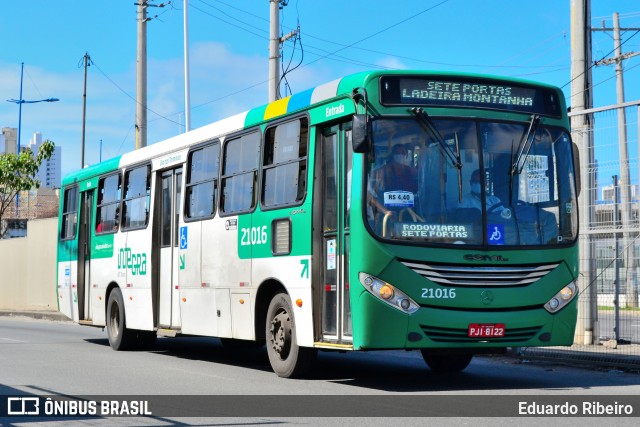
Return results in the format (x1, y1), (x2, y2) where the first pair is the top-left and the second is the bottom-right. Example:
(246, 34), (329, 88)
(17, 62), (24, 153)
(6, 69), (60, 151)
(6, 62), (60, 216)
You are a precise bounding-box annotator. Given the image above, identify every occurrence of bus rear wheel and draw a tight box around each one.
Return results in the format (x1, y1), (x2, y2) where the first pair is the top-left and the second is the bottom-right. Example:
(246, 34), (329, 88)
(106, 288), (135, 351)
(421, 350), (473, 373)
(266, 292), (316, 378)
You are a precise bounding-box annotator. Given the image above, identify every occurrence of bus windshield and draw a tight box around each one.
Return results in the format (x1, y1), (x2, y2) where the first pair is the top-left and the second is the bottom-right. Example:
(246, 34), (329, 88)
(365, 117), (578, 247)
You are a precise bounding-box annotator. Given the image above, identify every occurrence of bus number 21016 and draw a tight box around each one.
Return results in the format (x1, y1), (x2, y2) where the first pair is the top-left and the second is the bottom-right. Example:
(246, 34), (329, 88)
(240, 225), (268, 246)
(422, 288), (456, 299)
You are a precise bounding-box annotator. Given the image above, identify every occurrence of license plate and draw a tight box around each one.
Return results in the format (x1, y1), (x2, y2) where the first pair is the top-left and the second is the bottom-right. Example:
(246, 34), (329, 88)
(468, 323), (505, 338)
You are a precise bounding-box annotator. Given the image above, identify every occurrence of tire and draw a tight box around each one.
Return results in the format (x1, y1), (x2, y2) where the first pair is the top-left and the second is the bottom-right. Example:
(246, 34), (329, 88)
(266, 292), (316, 378)
(106, 288), (136, 351)
(421, 350), (473, 373)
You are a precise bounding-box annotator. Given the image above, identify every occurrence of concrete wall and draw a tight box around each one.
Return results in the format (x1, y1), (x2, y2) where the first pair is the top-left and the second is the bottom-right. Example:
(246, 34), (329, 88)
(0, 218), (58, 311)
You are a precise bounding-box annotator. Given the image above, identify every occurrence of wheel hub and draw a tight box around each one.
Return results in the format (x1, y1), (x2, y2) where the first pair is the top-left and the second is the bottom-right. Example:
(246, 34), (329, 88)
(269, 309), (291, 358)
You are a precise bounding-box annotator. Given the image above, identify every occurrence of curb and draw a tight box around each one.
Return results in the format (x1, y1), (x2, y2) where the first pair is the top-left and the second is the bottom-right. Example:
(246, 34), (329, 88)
(0, 310), (71, 322)
(508, 346), (640, 371)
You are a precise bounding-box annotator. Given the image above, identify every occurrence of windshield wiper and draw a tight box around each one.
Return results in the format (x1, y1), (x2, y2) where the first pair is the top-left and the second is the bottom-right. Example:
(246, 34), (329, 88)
(409, 107), (463, 202)
(409, 107), (462, 169)
(511, 114), (541, 176)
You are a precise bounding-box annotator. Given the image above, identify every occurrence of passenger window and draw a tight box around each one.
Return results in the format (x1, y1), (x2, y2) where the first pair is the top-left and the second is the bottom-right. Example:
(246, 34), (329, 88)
(262, 118), (308, 208)
(61, 186), (79, 240)
(186, 143), (220, 219)
(220, 132), (260, 214)
(122, 165), (151, 230)
(96, 174), (121, 234)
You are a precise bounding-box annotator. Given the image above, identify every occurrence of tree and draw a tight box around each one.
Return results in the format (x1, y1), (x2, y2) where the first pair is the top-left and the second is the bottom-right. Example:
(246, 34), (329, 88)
(0, 140), (55, 238)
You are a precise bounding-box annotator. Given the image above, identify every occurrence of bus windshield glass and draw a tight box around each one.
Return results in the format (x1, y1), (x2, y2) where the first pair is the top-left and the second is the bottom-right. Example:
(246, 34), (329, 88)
(365, 118), (578, 247)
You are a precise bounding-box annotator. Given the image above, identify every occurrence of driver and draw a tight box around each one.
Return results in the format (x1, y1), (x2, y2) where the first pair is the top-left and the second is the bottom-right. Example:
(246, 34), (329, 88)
(460, 169), (502, 211)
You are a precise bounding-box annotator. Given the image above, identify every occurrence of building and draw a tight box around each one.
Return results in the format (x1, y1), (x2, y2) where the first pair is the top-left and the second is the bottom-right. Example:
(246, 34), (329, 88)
(601, 182), (639, 203)
(28, 131), (61, 189)
(1, 127), (18, 154)
(1, 187), (60, 238)
(0, 129), (61, 238)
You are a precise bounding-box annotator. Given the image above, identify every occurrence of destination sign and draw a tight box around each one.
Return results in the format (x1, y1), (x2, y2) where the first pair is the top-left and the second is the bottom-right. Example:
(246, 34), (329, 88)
(380, 76), (561, 117)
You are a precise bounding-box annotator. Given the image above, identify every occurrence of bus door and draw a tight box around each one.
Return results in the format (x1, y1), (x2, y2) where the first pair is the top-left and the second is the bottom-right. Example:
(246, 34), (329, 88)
(77, 189), (94, 321)
(157, 167), (183, 329)
(317, 123), (353, 342)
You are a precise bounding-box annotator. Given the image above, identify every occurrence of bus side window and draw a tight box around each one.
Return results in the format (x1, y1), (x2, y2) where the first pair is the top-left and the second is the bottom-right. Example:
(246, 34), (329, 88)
(61, 186), (79, 240)
(96, 173), (121, 234)
(122, 165), (151, 230)
(220, 131), (261, 214)
(262, 118), (308, 208)
(186, 142), (219, 219)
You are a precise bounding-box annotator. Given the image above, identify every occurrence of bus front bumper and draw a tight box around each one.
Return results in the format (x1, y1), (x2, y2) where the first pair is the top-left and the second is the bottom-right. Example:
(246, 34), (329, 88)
(353, 291), (578, 351)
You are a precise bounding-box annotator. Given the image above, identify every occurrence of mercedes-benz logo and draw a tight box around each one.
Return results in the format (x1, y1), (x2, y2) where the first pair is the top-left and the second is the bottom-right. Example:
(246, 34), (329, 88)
(480, 290), (494, 305)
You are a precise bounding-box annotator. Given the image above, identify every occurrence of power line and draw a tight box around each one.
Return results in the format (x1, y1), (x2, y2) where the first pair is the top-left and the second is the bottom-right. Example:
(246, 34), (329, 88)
(191, 0), (384, 70)
(198, 0), (567, 72)
(137, 0), (579, 131)
(561, 29), (640, 89)
(89, 58), (182, 127)
(23, 67), (45, 99)
(282, 0), (452, 69)
(190, 0), (268, 39)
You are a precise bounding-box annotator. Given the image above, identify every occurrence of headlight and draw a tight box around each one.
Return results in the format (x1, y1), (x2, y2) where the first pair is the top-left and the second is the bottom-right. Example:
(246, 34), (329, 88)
(544, 281), (578, 313)
(359, 272), (419, 314)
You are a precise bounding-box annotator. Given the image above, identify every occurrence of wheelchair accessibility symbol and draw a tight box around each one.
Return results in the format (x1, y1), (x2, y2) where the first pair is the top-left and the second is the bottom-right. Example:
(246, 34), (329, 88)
(179, 226), (188, 249)
(488, 224), (504, 245)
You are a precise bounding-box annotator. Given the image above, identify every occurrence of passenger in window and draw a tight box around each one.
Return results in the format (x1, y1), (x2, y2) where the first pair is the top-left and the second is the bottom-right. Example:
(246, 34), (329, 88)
(113, 207), (120, 231)
(368, 144), (418, 223)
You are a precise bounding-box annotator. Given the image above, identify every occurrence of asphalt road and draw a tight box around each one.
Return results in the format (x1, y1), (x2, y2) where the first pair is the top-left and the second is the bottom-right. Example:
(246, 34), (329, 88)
(1, 316), (640, 425)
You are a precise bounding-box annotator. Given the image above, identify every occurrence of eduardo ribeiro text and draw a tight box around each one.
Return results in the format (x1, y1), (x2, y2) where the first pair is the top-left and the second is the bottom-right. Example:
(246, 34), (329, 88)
(519, 401), (633, 416)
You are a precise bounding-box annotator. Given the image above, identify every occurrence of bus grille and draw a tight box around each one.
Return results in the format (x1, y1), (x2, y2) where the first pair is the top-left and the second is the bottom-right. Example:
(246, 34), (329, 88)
(420, 324), (542, 343)
(400, 261), (559, 287)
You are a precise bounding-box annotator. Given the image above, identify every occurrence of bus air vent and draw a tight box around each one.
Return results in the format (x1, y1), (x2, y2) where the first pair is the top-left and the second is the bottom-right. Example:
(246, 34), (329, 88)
(400, 261), (559, 287)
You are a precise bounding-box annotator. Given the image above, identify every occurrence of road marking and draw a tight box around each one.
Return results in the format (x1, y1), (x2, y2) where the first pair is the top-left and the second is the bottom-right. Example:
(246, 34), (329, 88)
(0, 337), (26, 343)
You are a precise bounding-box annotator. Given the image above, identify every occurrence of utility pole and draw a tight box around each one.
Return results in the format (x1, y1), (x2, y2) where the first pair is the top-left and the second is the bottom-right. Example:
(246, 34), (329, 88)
(570, 0), (596, 345)
(183, 0), (191, 132)
(268, 0), (298, 102)
(81, 52), (90, 168)
(135, 1), (148, 149)
(268, 0), (281, 103)
(134, 1), (166, 147)
(594, 13), (640, 308)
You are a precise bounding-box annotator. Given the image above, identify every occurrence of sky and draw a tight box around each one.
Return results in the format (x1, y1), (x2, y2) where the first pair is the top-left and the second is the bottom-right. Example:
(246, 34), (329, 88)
(0, 0), (639, 180)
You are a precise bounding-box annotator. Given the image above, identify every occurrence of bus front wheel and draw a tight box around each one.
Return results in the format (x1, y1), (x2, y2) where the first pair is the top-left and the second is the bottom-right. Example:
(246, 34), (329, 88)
(266, 292), (316, 378)
(421, 350), (472, 373)
(106, 288), (135, 351)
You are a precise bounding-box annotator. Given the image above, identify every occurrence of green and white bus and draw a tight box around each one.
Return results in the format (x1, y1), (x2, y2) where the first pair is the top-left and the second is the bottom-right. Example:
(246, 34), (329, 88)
(57, 70), (579, 377)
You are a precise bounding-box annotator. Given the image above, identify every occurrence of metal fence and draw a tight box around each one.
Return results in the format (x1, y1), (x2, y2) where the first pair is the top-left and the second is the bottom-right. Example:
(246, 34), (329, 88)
(520, 103), (640, 369)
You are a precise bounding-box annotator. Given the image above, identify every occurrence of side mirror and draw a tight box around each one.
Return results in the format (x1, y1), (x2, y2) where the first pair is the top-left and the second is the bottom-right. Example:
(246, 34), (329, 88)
(572, 142), (581, 196)
(352, 114), (370, 153)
